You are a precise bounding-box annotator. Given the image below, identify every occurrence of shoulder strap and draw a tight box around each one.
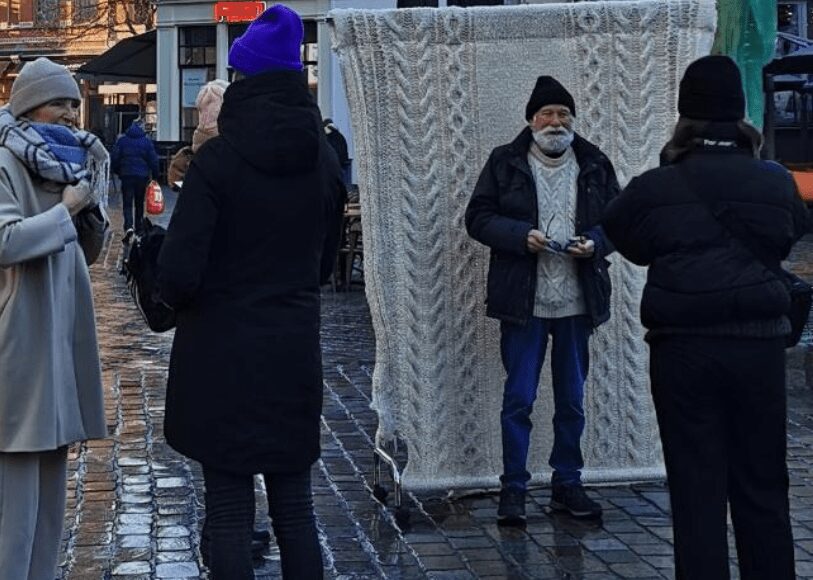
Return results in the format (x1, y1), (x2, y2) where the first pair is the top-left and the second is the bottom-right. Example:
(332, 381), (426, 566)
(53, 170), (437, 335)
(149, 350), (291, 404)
(675, 163), (782, 277)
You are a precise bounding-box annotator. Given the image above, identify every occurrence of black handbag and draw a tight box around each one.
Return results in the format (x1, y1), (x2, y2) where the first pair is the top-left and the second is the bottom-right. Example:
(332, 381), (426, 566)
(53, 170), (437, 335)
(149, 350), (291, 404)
(121, 218), (176, 333)
(783, 272), (813, 347)
(74, 205), (109, 266)
(677, 165), (812, 347)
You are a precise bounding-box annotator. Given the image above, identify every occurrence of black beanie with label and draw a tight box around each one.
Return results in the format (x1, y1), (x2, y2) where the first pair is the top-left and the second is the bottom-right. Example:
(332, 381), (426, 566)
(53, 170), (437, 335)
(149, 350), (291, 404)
(678, 55), (746, 122)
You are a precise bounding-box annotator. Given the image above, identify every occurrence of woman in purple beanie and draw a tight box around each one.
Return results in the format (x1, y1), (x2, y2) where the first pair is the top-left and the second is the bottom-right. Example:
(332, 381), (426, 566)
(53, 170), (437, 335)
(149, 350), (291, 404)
(157, 4), (345, 578)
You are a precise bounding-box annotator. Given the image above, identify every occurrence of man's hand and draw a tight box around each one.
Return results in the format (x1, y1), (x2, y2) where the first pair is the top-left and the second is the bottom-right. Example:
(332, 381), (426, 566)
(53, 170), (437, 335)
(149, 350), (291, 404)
(526, 229), (548, 253)
(566, 237), (595, 258)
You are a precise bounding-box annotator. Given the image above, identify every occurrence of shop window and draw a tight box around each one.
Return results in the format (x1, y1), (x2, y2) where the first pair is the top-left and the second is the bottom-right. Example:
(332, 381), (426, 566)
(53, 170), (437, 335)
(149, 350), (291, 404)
(179, 26), (216, 143)
(809, 3), (813, 39)
(303, 20), (317, 97)
(180, 26), (217, 66)
(0, 0), (33, 25)
(35, 0), (59, 25)
(779, 3), (806, 38)
(72, 0), (97, 23)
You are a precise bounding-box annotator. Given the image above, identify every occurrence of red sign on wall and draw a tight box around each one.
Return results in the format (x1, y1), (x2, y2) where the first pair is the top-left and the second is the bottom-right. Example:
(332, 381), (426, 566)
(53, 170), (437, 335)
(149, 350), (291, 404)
(214, 1), (265, 22)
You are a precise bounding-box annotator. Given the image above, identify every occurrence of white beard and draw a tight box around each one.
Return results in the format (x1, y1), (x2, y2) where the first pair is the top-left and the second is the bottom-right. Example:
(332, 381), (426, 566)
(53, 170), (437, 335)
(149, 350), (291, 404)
(532, 126), (575, 155)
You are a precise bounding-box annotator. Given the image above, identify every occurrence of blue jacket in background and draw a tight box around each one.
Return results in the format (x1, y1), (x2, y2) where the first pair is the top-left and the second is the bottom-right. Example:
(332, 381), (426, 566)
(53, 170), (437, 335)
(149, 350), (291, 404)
(111, 123), (160, 179)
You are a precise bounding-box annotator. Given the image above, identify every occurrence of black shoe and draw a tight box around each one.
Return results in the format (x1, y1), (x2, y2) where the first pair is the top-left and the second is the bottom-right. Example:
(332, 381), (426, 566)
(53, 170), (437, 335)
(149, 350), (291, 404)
(497, 488), (526, 524)
(550, 484), (602, 518)
(252, 528), (271, 558)
(253, 528), (271, 545)
(200, 527), (272, 567)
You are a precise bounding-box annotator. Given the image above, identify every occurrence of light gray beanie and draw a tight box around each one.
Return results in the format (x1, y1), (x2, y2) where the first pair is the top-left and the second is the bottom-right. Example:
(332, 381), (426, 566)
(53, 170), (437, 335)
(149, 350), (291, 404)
(10, 57), (81, 118)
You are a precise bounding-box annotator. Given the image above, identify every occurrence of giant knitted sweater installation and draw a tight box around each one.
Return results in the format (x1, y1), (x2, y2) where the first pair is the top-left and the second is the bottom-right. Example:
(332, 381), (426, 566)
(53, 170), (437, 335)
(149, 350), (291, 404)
(330, 0), (716, 490)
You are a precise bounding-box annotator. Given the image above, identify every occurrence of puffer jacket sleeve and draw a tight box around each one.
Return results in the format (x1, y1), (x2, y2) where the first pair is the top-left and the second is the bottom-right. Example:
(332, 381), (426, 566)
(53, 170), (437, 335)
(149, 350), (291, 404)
(584, 159), (621, 260)
(157, 150), (220, 309)
(0, 166), (77, 267)
(465, 151), (534, 256)
(601, 176), (655, 266)
(781, 167), (809, 257)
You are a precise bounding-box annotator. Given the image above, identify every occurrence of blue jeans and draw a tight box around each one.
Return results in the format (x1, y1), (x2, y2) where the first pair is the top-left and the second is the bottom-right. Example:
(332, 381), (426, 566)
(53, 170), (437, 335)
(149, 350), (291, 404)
(119, 175), (148, 232)
(202, 466), (323, 579)
(499, 315), (591, 491)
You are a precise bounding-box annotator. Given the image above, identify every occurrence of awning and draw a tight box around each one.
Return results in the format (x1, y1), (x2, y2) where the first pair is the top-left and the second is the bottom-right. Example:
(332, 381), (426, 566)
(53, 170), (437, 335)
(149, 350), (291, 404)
(765, 46), (813, 76)
(76, 30), (156, 83)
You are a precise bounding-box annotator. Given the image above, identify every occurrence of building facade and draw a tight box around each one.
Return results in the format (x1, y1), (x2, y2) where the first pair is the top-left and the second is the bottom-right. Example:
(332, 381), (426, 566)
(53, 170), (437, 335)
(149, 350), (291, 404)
(155, 0), (516, 175)
(0, 0), (150, 109)
(155, 0), (396, 157)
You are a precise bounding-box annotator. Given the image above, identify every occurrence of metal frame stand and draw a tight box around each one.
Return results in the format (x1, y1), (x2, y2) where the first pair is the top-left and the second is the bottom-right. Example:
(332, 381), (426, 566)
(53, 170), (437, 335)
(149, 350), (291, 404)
(372, 439), (410, 526)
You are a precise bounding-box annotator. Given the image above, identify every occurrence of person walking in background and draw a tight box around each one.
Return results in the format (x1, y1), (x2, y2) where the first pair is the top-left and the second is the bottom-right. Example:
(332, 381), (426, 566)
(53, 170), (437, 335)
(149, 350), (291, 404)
(323, 118), (351, 186)
(465, 76), (619, 524)
(603, 55), (807, 579)
(157, 5), (345, 578)
(168, 79), (230, 186)
(111, 119), (160, 232)
(0, 57), (108, 580)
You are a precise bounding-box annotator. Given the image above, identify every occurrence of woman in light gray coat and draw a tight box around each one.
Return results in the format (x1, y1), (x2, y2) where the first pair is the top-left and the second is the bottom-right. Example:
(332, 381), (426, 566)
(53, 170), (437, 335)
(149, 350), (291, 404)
(0, 57), (108, 580)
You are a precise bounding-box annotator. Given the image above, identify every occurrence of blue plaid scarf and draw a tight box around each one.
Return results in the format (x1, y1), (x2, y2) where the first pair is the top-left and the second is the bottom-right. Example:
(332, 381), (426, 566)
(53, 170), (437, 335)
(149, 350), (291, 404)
(0, 106), (109, 206)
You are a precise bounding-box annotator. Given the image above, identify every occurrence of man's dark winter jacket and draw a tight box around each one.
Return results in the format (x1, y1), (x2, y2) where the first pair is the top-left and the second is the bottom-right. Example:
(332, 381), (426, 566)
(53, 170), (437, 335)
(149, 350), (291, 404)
(111, 123), (160, 179)
(602, 146), (808, 337)
(465, 128), (620, 327)
(157, 71), (345, 475)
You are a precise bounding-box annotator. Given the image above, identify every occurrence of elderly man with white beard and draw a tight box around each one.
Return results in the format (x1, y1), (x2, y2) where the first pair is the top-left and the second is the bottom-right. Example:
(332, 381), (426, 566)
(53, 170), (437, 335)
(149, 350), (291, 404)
(466, 76), (620, 524)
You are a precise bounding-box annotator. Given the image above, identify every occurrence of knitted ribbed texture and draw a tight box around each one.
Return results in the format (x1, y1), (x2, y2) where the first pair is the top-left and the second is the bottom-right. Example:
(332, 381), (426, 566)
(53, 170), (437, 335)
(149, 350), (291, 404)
(329, 0), (716, 491)
(530, 147), (587, 319)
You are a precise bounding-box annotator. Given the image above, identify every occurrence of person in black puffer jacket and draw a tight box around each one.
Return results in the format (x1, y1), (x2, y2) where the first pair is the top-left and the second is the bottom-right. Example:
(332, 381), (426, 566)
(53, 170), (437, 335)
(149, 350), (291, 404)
(157, 5), (345, 579)
(603, 55), (808, 580)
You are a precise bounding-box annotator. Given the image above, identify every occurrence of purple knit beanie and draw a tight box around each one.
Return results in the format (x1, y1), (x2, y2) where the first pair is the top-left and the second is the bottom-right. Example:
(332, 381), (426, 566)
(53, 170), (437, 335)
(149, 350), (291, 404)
(228, 4), (304, 75)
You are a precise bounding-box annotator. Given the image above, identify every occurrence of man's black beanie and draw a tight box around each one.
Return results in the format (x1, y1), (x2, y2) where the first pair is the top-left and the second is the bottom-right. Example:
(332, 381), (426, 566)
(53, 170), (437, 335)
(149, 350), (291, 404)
(678, 55), (745, 122)
(525, 76), (575, 121)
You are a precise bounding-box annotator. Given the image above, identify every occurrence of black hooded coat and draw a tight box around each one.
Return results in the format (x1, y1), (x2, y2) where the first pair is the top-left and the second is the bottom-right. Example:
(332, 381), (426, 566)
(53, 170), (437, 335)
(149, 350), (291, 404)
(157, 71), (345, 474)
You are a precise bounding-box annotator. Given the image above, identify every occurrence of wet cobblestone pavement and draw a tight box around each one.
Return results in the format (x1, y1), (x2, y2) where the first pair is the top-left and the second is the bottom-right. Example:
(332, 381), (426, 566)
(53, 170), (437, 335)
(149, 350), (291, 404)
(58, 188), (813, 579)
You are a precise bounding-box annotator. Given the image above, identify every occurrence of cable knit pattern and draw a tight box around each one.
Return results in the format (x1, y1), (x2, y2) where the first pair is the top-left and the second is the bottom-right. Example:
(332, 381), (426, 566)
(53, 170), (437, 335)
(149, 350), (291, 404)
(530, 147), (587, 319)
(329, 0), (716, 491)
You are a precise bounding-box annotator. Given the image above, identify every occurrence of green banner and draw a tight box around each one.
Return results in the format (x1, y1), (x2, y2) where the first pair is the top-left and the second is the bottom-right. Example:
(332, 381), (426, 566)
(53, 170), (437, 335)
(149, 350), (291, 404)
(712, 0), (778, 128)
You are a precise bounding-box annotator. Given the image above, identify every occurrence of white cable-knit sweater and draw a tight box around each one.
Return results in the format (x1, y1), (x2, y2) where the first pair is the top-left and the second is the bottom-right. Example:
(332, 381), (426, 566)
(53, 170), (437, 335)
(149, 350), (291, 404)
(529, 145), (587, 319)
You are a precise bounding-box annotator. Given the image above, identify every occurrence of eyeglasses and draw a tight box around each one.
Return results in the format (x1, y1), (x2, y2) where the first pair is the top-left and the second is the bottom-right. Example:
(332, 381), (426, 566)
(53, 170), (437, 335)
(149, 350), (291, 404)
(542, 215), (565, 254)
(532, 109), (573, 123)
(542, 214), (581, 255)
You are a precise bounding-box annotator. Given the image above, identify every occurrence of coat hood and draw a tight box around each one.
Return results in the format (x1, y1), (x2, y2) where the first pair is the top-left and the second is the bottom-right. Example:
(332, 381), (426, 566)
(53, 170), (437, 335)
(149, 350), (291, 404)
(217, 70), (321, 175)
(125, 123), (146, 139)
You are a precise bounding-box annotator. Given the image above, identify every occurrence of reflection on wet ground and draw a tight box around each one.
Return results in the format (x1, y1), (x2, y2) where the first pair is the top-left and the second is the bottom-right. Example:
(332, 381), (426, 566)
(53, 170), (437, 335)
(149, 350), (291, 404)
(60, 193), (813, 579)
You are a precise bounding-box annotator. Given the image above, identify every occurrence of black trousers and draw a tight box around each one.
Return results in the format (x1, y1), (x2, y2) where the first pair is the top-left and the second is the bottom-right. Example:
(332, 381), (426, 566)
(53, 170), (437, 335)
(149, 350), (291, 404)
(119, 175), (147, 232)
(201, 466), (323, 579)
(649, 335), (795, 580)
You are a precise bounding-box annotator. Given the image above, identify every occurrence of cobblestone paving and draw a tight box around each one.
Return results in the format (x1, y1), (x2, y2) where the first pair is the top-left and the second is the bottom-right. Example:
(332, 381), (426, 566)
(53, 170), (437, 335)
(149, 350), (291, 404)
(58, 189), (813, 579)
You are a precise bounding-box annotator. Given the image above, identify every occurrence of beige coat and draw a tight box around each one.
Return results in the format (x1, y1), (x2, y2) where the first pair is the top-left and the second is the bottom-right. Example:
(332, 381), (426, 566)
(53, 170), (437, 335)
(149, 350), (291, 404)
(0, 148), (106, 452)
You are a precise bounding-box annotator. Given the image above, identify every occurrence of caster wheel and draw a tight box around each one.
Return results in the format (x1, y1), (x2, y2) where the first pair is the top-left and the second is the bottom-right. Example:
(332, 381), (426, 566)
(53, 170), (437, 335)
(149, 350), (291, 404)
(373, 485), (389, 503)
(395, 506), (411, 527)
